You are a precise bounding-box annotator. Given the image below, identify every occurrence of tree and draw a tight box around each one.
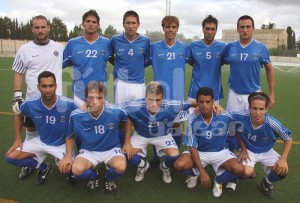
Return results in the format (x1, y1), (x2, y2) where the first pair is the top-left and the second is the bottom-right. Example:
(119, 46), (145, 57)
(286, 26), (296, 50)
(296, 37), (300, 51)
(69, 24), (83, 38)
(145, 30), (164, 43)
(50, 17), (68, 41)
(261, 22), (276, 29)
(102, 25), (118, 39)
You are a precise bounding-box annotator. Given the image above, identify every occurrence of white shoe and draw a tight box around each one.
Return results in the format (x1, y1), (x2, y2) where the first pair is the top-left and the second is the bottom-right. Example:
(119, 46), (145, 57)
(135, 161), (149, 182)
(212, 179), (223, 197)
(225, 181), (237, 192)
(185, 175), (198, 188)
(160, 164), (172, 183)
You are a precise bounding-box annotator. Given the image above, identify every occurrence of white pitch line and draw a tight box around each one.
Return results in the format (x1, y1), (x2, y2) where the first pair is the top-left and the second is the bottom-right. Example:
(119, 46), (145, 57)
(273, 65), (285, 72)
(287, 67), (299, 72)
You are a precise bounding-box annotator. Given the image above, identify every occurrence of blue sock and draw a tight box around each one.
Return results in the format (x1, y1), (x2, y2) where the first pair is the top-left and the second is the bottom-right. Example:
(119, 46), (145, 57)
(172, 127), (182, 149)
(105, 167), (124, 182)
(216, 171), (240, 184)
(4, 156), (38, 168)
(126, 154), (142, 167)
(118, 129), (125, 146)
(181, 168), (197, 176)
(267, 171), (286, 183)
(163, 155), (179, 168)
(37, 162), (48, 172)
(74, 169), (97, 180)
(152, 145), (159, 160)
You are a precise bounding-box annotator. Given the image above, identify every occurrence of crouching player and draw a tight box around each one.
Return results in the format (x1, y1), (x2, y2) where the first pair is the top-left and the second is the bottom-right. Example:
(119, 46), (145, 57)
(5, 71), (77, 185)
(173, 87), (243, 197)
(59, 81), (129, 194)
(235, 92), (292, 199)
(122, 81), (196, 183)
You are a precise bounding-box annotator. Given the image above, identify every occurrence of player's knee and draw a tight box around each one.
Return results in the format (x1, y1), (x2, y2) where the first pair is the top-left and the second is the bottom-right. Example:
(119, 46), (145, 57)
(111, 158), (127, 173)
(232, 164), (244, 176)
(173, 159), (188, 171)
(243, 167), (255, 178)
(71, 163), (86, 175)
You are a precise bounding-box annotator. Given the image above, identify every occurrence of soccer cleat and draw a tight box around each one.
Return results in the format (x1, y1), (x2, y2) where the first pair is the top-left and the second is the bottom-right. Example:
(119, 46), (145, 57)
(260, 179), (275, 199)
(135, 161), (149, 182)
(225, 179), (238, 192)
(149, 157), (160, 169)
(212, 179), (223, 197)
(105, 179), (117, 195)
(86, 170), (99, 190)
(66, 175), (77, 187)
(19, 167), (34, 180)
(160, 163), (172, 183)
(35, 163), (53, 185)
(185, 175), (198, 189)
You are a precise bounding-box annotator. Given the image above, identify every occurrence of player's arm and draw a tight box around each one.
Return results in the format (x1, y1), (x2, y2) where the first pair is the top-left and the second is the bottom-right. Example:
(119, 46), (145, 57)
(273, 138), (293, 176)
(6, 115), (24, 155)
(12, 72), (24, 115)
(236, 131), (250, 163)
(264, 63), (275, 108)
(59, 135), (75, 174)
(122, 119), (134, 159)
(189, 146), (211, 187)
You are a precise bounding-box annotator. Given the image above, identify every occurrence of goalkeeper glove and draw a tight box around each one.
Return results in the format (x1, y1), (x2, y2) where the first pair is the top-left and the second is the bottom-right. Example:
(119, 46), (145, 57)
(12, 91), (24, 115)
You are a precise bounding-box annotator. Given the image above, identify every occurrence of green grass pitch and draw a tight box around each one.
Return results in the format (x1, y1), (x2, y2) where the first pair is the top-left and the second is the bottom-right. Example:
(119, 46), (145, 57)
(0, 57), (299, 203)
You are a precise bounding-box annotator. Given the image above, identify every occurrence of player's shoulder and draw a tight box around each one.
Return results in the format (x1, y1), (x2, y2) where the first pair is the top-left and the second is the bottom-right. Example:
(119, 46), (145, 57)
(162, 99), (182, 107)
(230, 110), (250, 120)
(100, 36), (111, 42)
(58, 96), (75, 103)
(214, 40), (226, 47)
(176, 40), (188, 47)
(137, 33), (150, 41)
(70, 108), (85, 117)
(49, 40), (64, 48)
(122, 99), (146, 108)
(218, 111), (234, 119)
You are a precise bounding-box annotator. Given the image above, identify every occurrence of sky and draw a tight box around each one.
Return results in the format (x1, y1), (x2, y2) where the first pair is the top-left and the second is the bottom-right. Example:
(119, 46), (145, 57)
(1, 0), (300, 40)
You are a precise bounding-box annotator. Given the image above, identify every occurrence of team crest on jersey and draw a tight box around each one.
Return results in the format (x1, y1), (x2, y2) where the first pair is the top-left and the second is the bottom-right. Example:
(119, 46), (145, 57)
(60, 116), (66, 122)
(217, 128), (224, 135)
(253, 54), (258, 59)
(216, 52), (221, 58)
(163, 119), (169, 124)
(139, 48), (144, 54)
(179, 53), (184, 58)
(262, 137), (268, 142)
(108, 123), (114, 129)
(101, 50), (106, 56)
(53, 50), (59, 56)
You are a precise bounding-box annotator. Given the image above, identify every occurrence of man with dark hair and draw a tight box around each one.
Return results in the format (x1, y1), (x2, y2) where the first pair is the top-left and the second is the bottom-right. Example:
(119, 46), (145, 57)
(188, 15), (226, 105)
(63, 9), (112, 106)
(234, 92), (292, 199)
(173, 87), (243, 197)
(5, 71), (77, 185)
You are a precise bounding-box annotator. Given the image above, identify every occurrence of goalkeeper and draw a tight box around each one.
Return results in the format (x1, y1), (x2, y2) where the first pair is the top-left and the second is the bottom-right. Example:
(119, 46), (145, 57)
(11, 15), (63, 180)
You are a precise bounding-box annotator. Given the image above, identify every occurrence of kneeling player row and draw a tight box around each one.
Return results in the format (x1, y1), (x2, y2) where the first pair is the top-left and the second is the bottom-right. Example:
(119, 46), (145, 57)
(5, 72), (292, 199)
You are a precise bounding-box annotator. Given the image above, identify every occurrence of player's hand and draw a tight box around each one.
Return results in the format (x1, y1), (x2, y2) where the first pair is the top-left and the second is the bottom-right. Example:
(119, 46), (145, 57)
(122, 143), (134, 159)
(213, 102), (224, 115)
(12, 91), (24, 115)
(58, 156), (73, 174)
(80, 102), (88, 112)
(6, 137), (23, 155)
(273, 158), (288, 176)
(199, 171), (211, 187)
(237, 149), (250, 163)
(269, 93), (275, 108)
